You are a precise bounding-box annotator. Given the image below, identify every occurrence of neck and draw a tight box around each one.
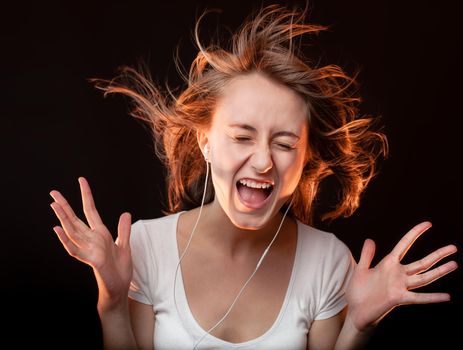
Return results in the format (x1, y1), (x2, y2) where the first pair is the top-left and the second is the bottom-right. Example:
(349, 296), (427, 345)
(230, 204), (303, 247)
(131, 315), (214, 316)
(195, 198), (291, 260)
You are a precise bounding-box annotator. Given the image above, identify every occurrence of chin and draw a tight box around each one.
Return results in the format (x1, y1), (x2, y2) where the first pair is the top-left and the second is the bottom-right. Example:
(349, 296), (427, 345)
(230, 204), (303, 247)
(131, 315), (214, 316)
(229, 200), (282, 231)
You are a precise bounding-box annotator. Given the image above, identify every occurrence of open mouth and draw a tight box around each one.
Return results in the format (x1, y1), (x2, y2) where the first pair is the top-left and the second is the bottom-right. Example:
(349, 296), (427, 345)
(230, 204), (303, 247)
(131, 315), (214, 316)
(236, 180), (274, 208)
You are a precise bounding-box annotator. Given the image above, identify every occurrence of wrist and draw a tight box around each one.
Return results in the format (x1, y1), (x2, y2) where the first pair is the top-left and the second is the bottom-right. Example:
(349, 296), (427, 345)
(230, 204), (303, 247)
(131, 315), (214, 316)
(92, 267), (131, 308)
(344, 311), (376, 335)
(97, 293), (129, 316)
(334, 311), (376, 350)
(345, 304), (386, 334)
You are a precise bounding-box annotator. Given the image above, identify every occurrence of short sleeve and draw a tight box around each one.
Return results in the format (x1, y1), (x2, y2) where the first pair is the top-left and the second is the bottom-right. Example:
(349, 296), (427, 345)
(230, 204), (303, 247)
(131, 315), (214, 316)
(314, 238), (356, 320)
(128, 220), (154, 305)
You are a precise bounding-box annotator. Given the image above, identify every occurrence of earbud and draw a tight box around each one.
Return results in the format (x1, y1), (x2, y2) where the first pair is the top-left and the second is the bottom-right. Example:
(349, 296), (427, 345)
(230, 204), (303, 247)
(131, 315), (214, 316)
(203, 144), (210, 161)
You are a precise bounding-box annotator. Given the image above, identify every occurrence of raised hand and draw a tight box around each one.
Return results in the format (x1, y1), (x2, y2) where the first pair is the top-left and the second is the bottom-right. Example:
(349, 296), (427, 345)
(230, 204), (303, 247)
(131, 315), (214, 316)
(345, 221), (458, 332)
(50, 177), (133, 307)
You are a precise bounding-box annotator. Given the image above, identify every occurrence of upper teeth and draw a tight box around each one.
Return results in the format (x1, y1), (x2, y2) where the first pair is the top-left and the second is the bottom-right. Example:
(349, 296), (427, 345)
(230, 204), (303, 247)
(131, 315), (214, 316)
(238, 179), (273, 189)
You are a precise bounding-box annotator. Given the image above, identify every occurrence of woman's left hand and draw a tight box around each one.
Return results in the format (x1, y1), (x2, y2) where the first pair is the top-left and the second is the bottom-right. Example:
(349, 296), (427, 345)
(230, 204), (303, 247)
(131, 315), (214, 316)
(345, 221), (458, 332)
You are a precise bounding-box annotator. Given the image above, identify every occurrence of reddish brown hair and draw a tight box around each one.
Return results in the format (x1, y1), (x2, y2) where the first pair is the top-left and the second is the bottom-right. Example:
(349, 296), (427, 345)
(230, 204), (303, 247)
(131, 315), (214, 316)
(93, 4), (388, 225)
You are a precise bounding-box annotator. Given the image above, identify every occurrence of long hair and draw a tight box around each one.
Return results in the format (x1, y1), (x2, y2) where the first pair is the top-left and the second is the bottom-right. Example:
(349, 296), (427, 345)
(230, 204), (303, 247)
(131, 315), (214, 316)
(92, 4), (388, 225)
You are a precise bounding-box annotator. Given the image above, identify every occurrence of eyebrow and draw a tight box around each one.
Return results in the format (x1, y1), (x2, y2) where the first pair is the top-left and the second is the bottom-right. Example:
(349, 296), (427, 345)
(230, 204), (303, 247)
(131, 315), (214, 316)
(228, 123), (300, 139)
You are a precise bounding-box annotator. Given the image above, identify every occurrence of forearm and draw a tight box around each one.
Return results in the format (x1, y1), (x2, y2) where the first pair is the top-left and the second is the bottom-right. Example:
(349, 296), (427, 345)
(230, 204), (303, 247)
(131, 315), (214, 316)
(98, 297), (138, 350)
(334, 314), (375, 350)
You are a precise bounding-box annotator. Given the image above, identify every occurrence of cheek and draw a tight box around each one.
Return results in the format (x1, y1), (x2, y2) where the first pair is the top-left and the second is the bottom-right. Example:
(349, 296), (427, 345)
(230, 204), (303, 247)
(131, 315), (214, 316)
(209, 140), (243, 181)
(276, 151), (305, 190)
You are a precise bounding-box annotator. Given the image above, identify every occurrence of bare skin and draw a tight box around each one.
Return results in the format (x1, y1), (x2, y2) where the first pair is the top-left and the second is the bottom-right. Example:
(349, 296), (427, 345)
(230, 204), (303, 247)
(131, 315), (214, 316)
(175, 204), (298, 343)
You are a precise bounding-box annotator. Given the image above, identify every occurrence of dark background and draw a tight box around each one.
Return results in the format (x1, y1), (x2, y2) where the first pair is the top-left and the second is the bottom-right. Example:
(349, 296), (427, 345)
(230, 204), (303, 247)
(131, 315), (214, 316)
(2, 0), (462, 349)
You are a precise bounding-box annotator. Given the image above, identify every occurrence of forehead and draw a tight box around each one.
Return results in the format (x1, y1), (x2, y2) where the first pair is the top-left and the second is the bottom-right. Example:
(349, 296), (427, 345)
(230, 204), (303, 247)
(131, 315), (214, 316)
(212, 72), (308, 132)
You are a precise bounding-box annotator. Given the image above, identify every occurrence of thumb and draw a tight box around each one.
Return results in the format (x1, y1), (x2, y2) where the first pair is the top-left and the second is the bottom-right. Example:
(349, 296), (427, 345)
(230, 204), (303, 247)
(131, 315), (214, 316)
(357, 238), (376, 270)
(116, 212), (132, 248)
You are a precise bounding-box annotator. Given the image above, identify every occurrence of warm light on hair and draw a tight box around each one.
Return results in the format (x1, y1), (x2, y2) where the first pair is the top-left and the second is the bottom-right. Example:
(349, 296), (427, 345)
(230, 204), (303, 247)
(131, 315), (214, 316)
(91, 4), (388, 225)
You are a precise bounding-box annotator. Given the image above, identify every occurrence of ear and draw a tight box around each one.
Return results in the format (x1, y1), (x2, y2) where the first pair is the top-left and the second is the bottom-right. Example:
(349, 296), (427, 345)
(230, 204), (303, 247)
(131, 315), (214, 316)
(196, 129), (209, 154)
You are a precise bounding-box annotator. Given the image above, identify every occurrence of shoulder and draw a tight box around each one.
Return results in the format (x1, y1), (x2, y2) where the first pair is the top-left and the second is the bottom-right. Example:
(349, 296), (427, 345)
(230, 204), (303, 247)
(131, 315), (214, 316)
(295, 220), (354, 277)
(132, 212), (182, 235)
(296, 220), (351, 257)
(130, 211), (183, 247)
(295, 221), (355, 309)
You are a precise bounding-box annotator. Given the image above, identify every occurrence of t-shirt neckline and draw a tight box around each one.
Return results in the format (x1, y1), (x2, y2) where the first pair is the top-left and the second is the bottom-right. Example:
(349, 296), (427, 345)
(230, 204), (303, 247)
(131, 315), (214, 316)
(172, 210), (302, 347)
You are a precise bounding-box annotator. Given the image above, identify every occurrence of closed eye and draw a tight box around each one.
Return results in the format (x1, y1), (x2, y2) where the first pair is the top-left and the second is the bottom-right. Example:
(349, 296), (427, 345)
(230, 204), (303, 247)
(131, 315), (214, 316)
(234, 137), (293, 150)
(235, 136), (252, 141)
(277, 144), (293, 150)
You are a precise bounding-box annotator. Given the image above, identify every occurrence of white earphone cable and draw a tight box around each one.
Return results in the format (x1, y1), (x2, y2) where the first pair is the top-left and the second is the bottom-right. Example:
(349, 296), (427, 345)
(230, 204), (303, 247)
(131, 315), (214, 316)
(173, 155), (210, 324)
(172, 146), (293, 349)
(192, 197), (293, 349)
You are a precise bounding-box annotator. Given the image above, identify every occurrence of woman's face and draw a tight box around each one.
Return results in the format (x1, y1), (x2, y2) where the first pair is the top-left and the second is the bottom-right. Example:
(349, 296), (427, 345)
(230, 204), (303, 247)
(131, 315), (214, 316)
(201, 72), (309, 230)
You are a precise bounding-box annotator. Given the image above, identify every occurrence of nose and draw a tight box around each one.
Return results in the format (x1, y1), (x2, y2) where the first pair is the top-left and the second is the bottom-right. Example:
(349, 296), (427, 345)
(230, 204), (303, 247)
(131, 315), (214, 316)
(251, 145), (273, 173)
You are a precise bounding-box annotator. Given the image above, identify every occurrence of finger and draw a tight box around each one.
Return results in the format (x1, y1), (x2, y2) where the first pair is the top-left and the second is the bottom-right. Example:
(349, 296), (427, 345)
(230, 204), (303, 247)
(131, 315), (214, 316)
(52, 225), (80, 257)
(50, 202), (88, 247)
(78, 177), (104, 229)
(405, 244), (458, 275)
(49, 190), (88, 232)
(407, 260), (458, 289)
(402, 291), (451, 305)
(116, 212), (132, 248)
(357, 239), (376, 269)
(390, 221), (432, 261)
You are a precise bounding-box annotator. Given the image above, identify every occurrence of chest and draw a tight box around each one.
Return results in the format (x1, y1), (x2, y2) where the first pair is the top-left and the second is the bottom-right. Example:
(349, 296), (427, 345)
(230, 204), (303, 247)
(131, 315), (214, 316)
(176, 227), (298, 344)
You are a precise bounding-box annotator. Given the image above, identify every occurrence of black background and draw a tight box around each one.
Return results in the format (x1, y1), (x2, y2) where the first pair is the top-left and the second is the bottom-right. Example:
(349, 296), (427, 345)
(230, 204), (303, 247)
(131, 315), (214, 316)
(2, 0), (462, 349)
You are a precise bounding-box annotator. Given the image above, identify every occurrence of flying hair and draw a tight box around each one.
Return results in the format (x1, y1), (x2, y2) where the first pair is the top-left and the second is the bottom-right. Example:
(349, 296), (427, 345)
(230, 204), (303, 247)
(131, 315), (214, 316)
(91, 3), (388, 225)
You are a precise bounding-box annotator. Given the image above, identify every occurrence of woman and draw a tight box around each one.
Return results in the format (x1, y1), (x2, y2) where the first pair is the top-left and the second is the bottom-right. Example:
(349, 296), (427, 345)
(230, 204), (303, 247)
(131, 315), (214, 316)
(49, 5), (457, 350)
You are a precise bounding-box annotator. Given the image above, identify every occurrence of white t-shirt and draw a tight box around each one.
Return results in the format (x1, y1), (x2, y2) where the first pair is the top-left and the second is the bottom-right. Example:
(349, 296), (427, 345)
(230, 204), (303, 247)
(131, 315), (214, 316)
(129, 211), (355, 350)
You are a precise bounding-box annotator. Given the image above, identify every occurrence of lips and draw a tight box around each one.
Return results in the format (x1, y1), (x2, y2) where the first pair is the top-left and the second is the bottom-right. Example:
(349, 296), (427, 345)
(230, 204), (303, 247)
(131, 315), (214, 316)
(235, 180), (274, 209)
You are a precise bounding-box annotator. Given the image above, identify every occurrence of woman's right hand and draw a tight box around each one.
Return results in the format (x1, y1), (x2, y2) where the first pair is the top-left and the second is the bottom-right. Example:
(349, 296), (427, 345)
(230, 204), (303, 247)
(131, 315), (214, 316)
(50, 177), (133, 311)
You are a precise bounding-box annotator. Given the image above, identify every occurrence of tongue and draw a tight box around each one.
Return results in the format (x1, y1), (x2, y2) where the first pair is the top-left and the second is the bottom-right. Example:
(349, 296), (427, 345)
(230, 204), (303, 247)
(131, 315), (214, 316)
(237, 184), (268, 204)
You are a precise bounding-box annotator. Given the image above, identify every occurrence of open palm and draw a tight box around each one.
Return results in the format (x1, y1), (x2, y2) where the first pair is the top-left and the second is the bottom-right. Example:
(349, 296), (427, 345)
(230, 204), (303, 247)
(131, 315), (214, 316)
(50, 177), (133, 301)
(345, 222), (458, 331)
